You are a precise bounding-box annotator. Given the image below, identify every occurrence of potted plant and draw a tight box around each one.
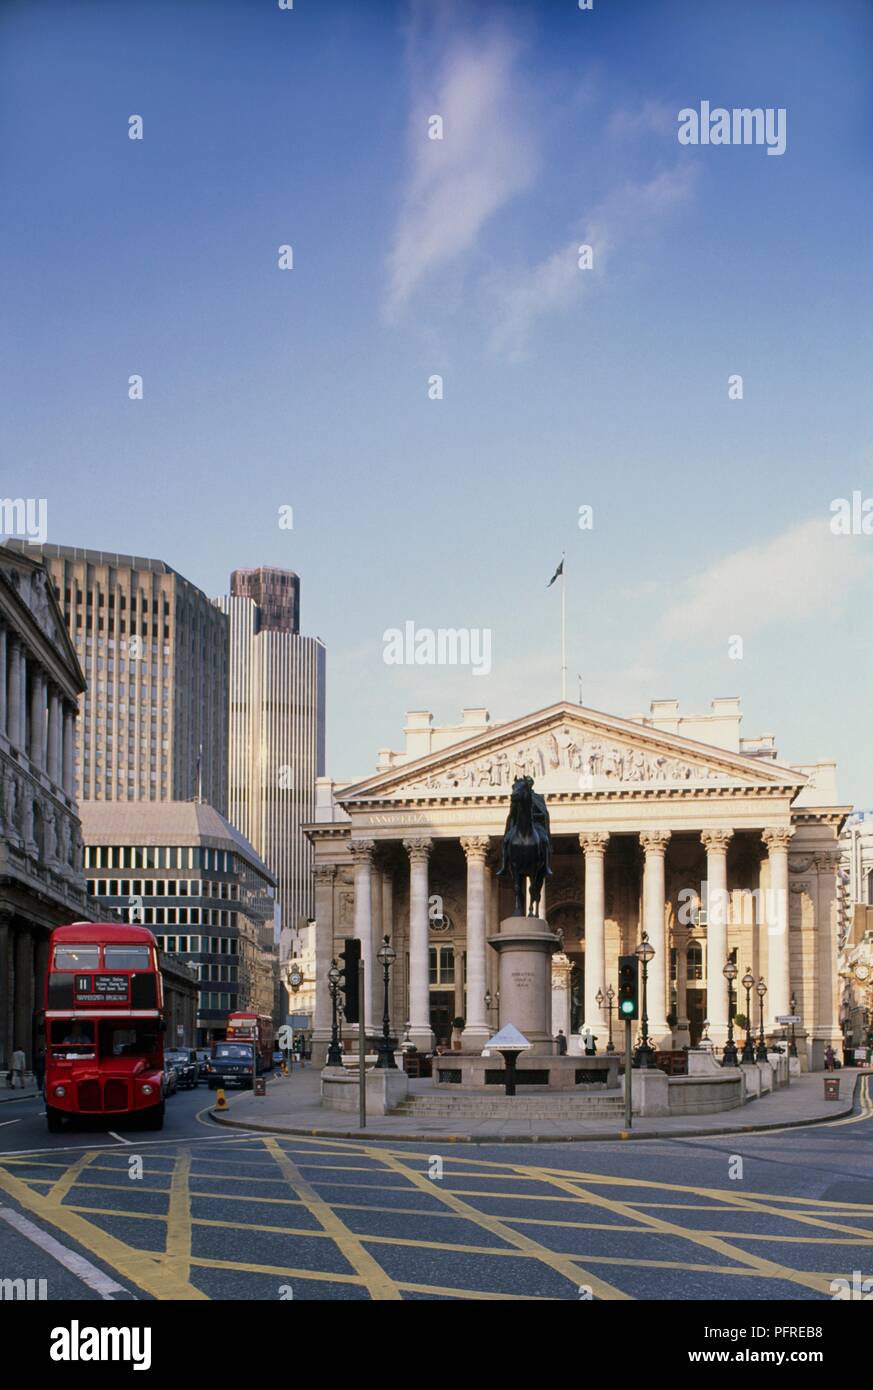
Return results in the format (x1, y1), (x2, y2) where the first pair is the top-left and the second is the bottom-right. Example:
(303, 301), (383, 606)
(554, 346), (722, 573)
(451, 1017), (465, 1049)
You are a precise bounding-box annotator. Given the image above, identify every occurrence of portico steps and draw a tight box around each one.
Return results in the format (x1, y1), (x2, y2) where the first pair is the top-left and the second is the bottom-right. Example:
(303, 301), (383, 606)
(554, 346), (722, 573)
(390, 1092), (625, 1119)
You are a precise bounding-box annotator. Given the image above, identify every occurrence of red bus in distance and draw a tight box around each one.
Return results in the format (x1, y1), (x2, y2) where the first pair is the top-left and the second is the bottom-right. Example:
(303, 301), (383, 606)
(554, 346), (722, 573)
(226, 1012), (274, 1073)
(43, 922), (165, 1133)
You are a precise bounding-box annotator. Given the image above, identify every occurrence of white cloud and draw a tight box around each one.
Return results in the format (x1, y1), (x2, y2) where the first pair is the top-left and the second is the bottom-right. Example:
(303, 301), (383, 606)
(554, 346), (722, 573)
(489, 162), (696, 358)
(385, 29), (537, 318)
(658, 517), (873, 642)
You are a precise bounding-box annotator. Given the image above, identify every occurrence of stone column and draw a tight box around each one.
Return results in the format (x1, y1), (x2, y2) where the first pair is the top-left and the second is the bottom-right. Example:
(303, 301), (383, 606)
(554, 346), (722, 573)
(640, 830), (671, 1045)
(580, 832), (609, 1038)
(404, 837), (434, 1052)
(348, 840), (375, 1034)
(311, 864), (336, 1062)
(63, 705), (76, 796)
(370, 856), (384, 1029)
(0, 916), (11, 1069)
(7, 641), (21, 750)
(460, 836), (491, 1048)
(29, 665), (46, 768)
(19, 648), (27, 750)
(763, 827), (793, 1028)
(674, 927), (690, 1040)
(47, 687), (62, 786)
(13, 927), (35, 1069)
(701, 829), (733, 1045)
(0, 626), (6, 738)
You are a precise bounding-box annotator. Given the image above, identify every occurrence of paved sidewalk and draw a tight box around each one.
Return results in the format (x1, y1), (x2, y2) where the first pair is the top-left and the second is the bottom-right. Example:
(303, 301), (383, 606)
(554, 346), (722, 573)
(209, 1066), (871, 1143)
(0, 1081), (39, 1104)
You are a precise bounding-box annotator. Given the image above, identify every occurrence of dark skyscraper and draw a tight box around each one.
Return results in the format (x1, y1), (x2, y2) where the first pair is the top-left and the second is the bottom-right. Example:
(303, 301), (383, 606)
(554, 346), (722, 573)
(230, 567), (299, 634)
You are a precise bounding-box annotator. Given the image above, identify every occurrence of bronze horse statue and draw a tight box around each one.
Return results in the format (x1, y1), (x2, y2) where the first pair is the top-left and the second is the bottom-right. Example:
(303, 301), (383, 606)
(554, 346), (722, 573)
(496, 776), (553, 916)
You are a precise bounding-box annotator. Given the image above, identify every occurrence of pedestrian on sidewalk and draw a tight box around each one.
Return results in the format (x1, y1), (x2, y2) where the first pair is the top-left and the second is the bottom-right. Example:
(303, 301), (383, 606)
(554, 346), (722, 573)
(556, 1029), (568, 1055)
(10, 1049), (26, 1089)
(824, 1045), (836, 1071)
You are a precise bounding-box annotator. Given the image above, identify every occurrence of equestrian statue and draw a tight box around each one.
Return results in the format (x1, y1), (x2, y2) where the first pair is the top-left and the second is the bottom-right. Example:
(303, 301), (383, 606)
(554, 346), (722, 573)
(496, 775), (553, 916)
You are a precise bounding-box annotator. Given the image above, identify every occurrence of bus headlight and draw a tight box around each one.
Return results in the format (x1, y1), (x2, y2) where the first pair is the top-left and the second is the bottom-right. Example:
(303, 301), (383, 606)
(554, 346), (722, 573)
(54, 1085), (66, 1098)
(141, 1084), (154, 1096)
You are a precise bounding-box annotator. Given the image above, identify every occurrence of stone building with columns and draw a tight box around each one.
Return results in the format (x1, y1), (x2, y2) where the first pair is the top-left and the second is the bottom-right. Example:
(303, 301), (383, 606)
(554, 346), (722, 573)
(305, 700), (847, 1071)
(0, 545), (99, 1074)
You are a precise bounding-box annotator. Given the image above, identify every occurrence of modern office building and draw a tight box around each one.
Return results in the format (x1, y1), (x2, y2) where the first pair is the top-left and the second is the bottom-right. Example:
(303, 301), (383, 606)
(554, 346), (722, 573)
(6, 543), (229, 812)
(80, 801), (277, 1045)
(214, 568), (325, 946)
(230, 566), (299, 634)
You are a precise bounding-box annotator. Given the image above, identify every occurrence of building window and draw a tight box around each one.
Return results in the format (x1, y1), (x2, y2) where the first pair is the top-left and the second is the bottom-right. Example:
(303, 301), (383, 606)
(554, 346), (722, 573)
(429, 945), (455, 985)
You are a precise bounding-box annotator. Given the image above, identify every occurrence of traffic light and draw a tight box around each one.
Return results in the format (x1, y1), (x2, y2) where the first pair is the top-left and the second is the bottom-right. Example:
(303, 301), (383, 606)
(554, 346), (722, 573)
(617, 955), (639, 1021)
(339, 938), (361, 1024)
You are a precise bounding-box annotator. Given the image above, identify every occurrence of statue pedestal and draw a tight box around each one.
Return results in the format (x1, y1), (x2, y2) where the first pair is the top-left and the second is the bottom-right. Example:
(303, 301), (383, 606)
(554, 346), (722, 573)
(487, 915), (560, 1055)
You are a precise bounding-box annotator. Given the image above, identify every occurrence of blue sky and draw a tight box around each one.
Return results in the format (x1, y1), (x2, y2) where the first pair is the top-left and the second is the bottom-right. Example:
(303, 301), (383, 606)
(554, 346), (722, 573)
(3, 0), (873, 798)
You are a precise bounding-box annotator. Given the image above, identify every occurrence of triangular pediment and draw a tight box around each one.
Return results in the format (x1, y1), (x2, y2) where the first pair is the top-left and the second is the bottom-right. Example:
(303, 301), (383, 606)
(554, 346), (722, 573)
(338, 702), (806, 804)
(0, 545), (84, 690)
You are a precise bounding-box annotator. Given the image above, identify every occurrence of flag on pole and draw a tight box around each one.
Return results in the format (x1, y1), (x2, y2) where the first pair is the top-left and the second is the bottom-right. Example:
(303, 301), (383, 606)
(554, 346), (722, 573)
(547, 557), (564, 587)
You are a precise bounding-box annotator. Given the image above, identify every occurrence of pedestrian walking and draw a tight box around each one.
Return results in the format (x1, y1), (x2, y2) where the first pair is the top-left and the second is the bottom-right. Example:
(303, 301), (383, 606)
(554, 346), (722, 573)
(824, 1045), (836, 1071)
(34, 1047), (46, 1095)
(556, 1029), (568, 1055)
(10, 1048), (26, 1089)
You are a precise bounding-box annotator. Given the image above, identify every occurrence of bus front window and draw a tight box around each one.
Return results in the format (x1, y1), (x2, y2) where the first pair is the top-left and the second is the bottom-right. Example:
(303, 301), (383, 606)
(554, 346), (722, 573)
(50, 1020), (95, 1056)
(100, 1023), (160, 1063)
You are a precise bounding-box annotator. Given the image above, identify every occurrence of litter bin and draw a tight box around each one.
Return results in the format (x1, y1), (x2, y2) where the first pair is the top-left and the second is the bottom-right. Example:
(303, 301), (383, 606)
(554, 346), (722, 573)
(823, 1077), (840, 1101)
(254, 1076), (267, 1097)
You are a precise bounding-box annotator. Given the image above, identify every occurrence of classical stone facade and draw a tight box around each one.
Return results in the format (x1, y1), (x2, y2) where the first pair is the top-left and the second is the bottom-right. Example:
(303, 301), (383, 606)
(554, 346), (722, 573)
(305, 700), (847, 1071)
(0, 545), (99, 1073)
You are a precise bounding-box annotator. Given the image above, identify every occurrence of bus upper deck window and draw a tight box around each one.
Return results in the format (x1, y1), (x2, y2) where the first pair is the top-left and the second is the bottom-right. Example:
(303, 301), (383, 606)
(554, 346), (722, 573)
(53, 945), (100, 971)
(104, 946), (151, 970)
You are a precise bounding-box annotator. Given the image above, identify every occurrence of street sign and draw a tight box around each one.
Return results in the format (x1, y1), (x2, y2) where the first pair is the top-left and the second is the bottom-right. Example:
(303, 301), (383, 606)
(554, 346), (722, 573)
(277, 1024), (294, 1050)
(776, 1015), (801, 1025)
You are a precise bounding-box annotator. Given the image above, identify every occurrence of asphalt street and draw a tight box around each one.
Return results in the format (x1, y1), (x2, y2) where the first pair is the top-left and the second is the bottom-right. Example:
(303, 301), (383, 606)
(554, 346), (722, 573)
(0, 1074), (870, 1301)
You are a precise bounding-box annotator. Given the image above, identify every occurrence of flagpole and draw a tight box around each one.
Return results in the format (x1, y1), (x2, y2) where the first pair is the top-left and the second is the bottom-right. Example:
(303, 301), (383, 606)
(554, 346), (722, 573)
(561, 553), (566, 701)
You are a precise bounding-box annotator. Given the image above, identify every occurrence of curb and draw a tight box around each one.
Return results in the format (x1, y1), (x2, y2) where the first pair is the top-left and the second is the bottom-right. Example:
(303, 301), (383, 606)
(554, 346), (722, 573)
(206, 1076), (863, 1144)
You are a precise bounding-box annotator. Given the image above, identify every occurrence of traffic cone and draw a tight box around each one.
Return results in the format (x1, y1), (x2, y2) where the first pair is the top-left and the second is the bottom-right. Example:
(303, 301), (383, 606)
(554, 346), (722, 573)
(214, 1087), (228, 1111)
(282, 1061), (288, 1076)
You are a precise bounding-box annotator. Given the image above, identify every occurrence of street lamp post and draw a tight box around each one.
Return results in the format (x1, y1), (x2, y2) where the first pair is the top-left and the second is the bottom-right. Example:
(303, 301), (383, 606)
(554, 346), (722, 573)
(326, 960), (343, 1068)
(741, 967), (756, 1064)
(634, 932), (656, 1069)
(756, 977), (768, 1061)
(789, 991), (798, 1059)
(722, 959), (739, 1067)
(375, 936), (398, 1070)
(597, 985), (616, 1054)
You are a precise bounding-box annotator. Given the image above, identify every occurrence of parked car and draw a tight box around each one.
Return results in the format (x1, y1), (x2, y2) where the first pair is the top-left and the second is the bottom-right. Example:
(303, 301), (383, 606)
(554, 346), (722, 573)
(195, 1049), (211, 1081)
(161, 1057), (178, 1097)
(164, 1048), (198, 1089)
(206, 1042), (256, 1089)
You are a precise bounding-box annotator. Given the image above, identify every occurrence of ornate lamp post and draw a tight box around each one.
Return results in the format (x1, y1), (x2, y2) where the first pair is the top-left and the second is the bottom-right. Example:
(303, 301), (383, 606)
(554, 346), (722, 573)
(789, 991), (798, 1059)
(597, 985), (616, 1054)
(326, 960), (343, 1068)
(722, 959), (739, 1067)
(634, 933), (656, 1069)
(755, 977), (768, 1061)
(375, 936), (398, 1070)
(741, 967), (756, 1063)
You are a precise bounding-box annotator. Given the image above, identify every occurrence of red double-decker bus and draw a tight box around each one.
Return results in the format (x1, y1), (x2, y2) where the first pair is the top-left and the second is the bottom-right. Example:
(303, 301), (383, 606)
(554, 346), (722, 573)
(226, 1012), (274, 1073)
(43, 923), (165, 1133)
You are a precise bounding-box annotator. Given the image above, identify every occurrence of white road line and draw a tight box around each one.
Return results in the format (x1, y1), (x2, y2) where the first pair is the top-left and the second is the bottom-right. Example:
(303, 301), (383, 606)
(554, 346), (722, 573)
(0, 1129), (268, 1158)
(0, 1206), (127, 1299)
(0, 1120), (22, 1128)
(107, 1132), (131, 1144)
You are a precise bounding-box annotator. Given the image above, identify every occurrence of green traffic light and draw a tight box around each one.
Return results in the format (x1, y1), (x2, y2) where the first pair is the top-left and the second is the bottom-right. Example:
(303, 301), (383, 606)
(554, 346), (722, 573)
(620, 1000), (634, 1015)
